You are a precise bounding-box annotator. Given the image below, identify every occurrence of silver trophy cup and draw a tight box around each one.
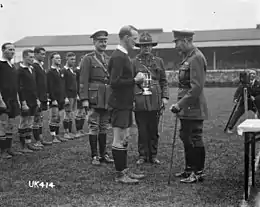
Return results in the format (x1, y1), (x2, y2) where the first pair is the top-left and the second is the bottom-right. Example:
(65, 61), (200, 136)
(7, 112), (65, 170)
(142, 72), (152, 95)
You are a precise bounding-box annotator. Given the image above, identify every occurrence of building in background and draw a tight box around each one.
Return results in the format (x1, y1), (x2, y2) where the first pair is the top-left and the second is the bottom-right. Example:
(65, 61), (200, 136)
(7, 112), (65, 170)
(13, 25), (260, 70)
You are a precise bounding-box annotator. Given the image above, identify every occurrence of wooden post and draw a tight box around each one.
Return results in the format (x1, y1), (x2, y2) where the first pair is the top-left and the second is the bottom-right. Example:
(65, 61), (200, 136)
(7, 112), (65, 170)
(244, 87), (248, 119)
(213, 51), (216, 70)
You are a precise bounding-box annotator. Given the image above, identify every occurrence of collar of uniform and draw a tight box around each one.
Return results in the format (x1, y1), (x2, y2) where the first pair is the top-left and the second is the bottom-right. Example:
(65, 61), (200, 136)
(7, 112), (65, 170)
(20, 62), (32, 69)
(33, 59), (43, 66)
(64, 65), (72, 70)
(51, 65), (60, 71)
(117, 45), (128, 54)
(181, 47), (196, 64)
(0, 57), (13, 67)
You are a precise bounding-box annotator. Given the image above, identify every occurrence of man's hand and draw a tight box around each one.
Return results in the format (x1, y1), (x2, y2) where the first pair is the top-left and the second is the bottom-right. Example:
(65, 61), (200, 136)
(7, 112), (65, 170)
(52, 100), (58, 106)
(162, 98), (168, 107)
(82, 100), (89, 109)
(77, 95), (80, 100)
(170, 103), (181, 114)
(234, 99), (238, 104)
(134, 72), (145, 84)
(36, 99), (41, 107)
(0, 98), (7, 110)
(251, 96), (255, 101)
(65, 98), (70, 105)
(21, 101), (29, 111)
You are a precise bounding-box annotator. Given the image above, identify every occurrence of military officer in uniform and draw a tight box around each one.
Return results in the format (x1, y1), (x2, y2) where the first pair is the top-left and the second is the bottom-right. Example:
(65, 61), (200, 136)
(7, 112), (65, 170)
(133, 32), (169, 165)
(170, 30), (208, 183)
(80, 30), (114, 165)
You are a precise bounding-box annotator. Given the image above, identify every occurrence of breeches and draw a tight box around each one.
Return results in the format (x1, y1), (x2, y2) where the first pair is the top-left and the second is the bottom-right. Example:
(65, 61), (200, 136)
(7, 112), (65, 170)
(64, 98), (77, 121)
(88, 108), (110, 135)
(179, 119), (204, 148)
(135, 111), (159, 158)
(0, 113), (16, 138)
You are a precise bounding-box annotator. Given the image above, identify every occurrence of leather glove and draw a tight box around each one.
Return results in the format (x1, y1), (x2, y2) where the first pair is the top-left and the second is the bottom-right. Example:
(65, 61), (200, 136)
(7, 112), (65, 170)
(170, 103), (181, 114)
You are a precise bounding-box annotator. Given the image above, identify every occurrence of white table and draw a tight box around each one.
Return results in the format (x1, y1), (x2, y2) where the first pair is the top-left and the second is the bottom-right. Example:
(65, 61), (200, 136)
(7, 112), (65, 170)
(237, 119), (260, 201)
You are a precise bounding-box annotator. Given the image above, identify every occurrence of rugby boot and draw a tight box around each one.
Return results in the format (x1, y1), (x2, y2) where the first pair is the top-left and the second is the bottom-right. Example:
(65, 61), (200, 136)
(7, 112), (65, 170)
(115, 170), (139, 184)
(126, 169), (145, 180)
(20, 144), (34, 153)
(150, 157), (161, 165)
(5, 139), (23, 156)
(7, 149), (23, 156)
(52, 135), (61, 143)
(91, 156), (101, 165)
(27, 143), (42, 151)
(0, 150), (12, 159)
(74, 131), (82, 139)
(68, 133), (75, 139)
(100, 154), (114, 163)
(41, 140), (53, 145)
(175, 169), (192, 178)
(180, 171), (204, 183)
(33, 141), (44, 148)
(39, 134), (53, 145)
(64, 133), (74, 140)
(136, 157), (146, 165)
(56, 135), (68, 142)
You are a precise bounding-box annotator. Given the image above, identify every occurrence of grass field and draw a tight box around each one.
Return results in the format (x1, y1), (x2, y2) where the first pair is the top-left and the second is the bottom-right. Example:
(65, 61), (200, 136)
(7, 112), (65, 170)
(0, 87), (259, 207)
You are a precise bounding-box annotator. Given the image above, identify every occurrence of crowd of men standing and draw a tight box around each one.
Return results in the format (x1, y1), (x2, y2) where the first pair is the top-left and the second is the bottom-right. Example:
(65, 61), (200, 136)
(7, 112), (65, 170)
(0, 25), (208, 185)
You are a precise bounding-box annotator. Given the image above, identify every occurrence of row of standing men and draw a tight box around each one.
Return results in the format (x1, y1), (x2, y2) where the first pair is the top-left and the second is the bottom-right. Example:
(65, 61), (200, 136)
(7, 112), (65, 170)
(0, 25), (208, 184)
(0, 46), (88, 157)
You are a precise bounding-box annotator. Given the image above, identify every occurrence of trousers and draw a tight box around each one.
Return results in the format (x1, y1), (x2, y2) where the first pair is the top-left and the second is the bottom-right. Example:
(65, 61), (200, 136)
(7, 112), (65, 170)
(135, 111), (159, 159)
(179, 119), (205, 172)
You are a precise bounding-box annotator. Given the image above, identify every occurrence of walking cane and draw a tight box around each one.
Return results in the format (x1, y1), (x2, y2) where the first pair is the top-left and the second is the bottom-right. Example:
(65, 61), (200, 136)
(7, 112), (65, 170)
(168, 115), (178, 185)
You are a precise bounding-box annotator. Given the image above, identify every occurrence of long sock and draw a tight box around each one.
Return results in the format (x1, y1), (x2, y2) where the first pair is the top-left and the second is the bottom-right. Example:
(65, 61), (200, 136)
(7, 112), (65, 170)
(0, 137), (6, 151)
(5, 138), (12, 149)
(112, 147), (127, 172)
(75, 118), (81, 131)
(69, 120), (73, 133)
(25, 128), (32, 144)
(49, 124), (56, 136)
(55, 126), (60, 136)
(80, 119), (85, 130)
(39, 126), (43, 135)
(18, 128), (26, 147)
(63, 120), (69, 132)
(33, 128), (40, 141)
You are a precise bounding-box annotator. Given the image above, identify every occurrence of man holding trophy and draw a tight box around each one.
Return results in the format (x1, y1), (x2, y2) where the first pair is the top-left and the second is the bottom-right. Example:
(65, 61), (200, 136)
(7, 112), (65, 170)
(133, 32), (169, 165)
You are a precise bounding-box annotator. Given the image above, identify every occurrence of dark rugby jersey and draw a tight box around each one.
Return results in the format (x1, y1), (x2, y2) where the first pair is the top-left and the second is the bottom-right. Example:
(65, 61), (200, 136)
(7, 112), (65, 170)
(32, 61), (48, 102)
(47, 66), (66, 102)
(17, 63), (38, 107)
(63, 66), (77, 98)
(0, 59), (18, 101)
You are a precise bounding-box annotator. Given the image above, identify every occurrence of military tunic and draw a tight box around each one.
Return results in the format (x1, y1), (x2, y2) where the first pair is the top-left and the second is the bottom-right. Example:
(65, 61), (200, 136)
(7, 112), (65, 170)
(177, 47), (208, 173)
(132, 53), (169, 160)
(80, 51), (111, 158)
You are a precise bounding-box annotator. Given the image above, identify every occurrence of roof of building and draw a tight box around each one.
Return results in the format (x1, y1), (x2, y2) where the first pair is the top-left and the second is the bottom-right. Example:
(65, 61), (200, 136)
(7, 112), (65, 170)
(14, 27), (260, 48)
